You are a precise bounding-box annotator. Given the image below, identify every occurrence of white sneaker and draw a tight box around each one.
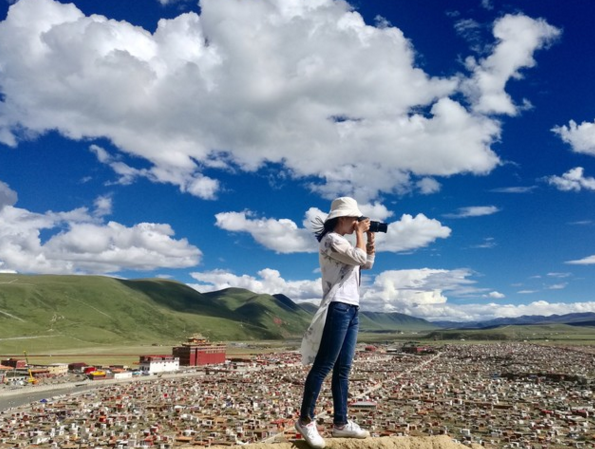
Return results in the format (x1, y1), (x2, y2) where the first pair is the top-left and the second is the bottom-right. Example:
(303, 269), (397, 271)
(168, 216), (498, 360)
(331, 420), (370, 438)
(295, 419), (326, 448)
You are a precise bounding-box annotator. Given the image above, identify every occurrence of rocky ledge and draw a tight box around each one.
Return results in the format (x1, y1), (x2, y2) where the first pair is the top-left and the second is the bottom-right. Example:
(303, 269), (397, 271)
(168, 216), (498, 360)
(194, 435), (482, 449)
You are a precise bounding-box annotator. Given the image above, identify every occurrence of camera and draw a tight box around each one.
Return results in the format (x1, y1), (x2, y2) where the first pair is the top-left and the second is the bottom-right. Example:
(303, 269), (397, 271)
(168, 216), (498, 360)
(358, 216), (388, 233)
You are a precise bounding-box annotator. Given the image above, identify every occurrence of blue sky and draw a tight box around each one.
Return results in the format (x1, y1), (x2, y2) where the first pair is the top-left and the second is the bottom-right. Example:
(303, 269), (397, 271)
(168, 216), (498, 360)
(1, 0), (594, 322)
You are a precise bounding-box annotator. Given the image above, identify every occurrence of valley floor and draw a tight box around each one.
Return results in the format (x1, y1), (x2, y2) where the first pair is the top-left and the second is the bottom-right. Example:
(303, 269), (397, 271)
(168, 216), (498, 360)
(1, 342), (594, 448)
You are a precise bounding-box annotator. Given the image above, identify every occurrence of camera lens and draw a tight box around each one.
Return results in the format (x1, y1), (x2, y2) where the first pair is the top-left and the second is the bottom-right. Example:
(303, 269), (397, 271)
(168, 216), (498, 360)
(369, 221), (388, 233)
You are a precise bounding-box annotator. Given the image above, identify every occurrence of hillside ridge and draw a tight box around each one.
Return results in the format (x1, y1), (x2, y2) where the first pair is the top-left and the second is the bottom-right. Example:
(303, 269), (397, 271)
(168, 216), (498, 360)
(0, 274), (436, 351)
(0, 274), (312, 348)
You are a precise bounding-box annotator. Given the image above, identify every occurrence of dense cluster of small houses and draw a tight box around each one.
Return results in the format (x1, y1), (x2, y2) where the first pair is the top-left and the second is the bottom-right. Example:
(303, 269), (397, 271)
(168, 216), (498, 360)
(1, 341), (595, 448)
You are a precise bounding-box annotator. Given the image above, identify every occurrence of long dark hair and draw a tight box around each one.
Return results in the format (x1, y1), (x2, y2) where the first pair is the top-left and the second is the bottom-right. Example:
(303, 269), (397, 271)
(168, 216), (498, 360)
(312, 216), (339, 242)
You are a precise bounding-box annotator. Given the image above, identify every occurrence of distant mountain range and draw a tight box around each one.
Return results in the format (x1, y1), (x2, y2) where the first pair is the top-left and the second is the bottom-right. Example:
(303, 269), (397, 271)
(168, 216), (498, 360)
(3, 273), (592, 351)
(0, 274), (434, 351)
(432, 313), (595, 329)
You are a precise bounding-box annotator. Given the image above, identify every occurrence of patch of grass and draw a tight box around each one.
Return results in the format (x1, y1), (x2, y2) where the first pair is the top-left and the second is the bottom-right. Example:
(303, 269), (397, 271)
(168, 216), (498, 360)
(3, 341), (300, 366)
(424, 323), (595, 342)
(19, 348), (174, 367)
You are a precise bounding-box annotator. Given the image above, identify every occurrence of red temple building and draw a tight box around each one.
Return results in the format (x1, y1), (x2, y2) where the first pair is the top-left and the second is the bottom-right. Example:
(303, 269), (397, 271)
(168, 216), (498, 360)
(172, 336), (226, 366)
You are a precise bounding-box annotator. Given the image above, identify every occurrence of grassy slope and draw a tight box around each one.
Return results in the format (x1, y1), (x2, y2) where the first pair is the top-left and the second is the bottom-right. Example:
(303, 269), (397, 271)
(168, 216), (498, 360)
(0, 275), (310, 352)
(359, 311), (439, 332)
(0, 274), (440, 354)
(204, 288), (313, 338)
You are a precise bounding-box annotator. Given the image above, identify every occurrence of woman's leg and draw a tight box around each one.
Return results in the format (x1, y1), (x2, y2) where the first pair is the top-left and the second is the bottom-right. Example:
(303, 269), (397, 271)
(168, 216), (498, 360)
(299, 302), (355, 421)
(330, 305), (359, 426)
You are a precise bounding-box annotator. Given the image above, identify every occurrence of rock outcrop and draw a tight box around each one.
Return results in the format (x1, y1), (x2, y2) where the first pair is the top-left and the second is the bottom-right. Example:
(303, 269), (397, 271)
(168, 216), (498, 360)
(198, 436), (482, 449)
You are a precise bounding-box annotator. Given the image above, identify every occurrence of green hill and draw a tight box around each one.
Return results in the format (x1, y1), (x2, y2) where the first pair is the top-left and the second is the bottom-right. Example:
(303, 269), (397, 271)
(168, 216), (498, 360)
(296, 301), (319, 314)
(426, 323), (595, 342)
(203, 288), (312, 337)
(359, 311), (438, 332)
(0, 274), (440, 354)
(0, 274), (312, 351)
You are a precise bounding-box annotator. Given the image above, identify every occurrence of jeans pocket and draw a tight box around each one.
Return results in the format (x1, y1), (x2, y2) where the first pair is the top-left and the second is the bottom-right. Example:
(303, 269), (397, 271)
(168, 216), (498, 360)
(331, 302), (350, 313)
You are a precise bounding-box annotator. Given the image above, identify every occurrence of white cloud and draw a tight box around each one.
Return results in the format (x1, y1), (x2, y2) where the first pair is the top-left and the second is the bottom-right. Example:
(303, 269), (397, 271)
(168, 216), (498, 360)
(0, 180), (18, 209)
(481, 0), (494, 11)
(89, 144), (220, 199)
(444, 205), (500, 218)
(454, 18), (483, 53)
(487, 291), (505, 299)
(185, 174), (220, 200)
(358, 202), (394, 222)
(189, 266), (474, 312)
(360, 268), (491, 313)
(462, 14), (560, 115)
(566, 255), (595, 265)
(0, 0), (558, 201)
(189, 268), (322, 302)
(188, 265), (595, 322)
(0, 184), (202, 274)
(363, 269), (449, 312)
(495, 300), (595, 317)
(414, 300), (595, 322)
(215, 206), (450, 254)
(157, 0), (193, 6)
(547, 167), (595, 192)
(472, 237), (496, 249)
(93, 195), (113, 217)
(547, 272), (571, 278)
(215, 210), (317, 254)
(43, 221), (201, 273)
(490, 186), (536, 193)
(376, 214), (451, 252)
(416, 177), (441, 195)
(455, 19), (481, 36)
(89, 145), (146, 186)
(553, 119), (595, 156)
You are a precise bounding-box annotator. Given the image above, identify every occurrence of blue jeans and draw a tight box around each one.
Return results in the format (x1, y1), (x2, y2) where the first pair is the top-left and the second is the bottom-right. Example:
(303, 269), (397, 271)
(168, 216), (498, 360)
(299, 301), (359, 426)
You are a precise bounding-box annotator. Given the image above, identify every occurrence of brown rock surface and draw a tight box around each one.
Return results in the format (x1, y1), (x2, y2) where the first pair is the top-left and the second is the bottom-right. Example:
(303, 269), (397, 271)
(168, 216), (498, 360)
(189, 436), (482, 449)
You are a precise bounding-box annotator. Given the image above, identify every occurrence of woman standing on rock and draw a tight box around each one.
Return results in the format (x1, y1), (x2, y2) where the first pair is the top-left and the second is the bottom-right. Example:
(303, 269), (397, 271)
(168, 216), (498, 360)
(296, 197), (376, 448)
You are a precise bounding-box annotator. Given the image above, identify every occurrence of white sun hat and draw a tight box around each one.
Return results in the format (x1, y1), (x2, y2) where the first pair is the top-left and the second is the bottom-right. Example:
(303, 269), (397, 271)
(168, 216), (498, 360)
(325, 197), (363, 222)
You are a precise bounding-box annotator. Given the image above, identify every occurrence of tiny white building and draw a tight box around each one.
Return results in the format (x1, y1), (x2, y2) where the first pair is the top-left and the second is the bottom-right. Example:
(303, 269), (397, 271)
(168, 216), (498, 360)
(138, 355), (179, 374)
(47, 363), (69, 376)
(113, 371), (133, 380)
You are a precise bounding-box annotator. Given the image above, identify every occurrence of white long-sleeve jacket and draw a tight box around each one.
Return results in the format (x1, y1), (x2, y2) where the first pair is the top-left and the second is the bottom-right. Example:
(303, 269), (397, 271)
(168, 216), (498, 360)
(300, 232), (375, 365)
(319, 232), (374, 306)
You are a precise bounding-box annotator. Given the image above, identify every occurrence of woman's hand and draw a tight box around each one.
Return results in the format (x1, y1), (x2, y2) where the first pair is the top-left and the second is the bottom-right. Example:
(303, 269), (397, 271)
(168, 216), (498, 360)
(354, 217), (370, 234)
(352, 218), (370, 253)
